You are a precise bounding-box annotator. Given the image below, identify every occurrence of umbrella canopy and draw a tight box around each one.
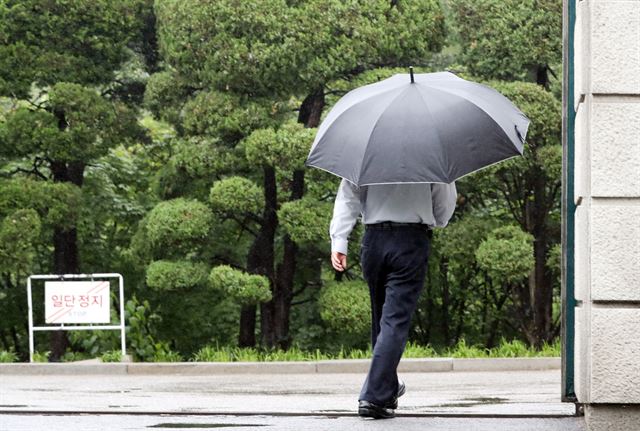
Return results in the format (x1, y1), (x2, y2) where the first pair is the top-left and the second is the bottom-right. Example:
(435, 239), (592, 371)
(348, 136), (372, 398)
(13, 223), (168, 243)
(305, 70), (530, 186)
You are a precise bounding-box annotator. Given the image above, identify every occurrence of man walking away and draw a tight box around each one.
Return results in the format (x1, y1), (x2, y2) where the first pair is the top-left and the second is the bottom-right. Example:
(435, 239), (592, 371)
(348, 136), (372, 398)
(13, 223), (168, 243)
(329, 179), (457, 419)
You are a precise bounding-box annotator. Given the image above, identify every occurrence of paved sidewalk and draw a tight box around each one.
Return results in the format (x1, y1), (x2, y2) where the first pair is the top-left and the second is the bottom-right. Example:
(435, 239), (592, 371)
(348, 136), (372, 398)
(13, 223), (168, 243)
(0, 365), (585, 430)
(0, 414), (586, 431)
(1, 368), (577, 415)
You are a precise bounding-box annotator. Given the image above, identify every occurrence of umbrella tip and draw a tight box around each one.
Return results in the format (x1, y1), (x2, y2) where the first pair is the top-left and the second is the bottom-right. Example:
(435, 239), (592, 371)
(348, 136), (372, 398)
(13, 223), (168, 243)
(409, 66), (415, 83)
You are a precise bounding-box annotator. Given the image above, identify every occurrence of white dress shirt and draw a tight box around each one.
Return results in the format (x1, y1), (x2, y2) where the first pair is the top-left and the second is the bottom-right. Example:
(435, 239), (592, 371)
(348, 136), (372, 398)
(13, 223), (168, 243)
(329, 179), (458, 255)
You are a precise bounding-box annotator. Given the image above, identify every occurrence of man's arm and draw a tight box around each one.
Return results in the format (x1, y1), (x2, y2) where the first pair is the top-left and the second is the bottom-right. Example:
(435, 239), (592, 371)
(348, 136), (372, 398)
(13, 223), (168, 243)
(329, 178), (362, 271)
(431, 181), (457, 227)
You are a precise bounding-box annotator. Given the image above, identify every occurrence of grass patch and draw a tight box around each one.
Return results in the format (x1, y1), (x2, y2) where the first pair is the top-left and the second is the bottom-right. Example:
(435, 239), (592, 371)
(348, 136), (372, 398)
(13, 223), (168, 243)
(2, 337), (561, 363)
(100, 350), (123, 362)
(188, 338), (560, 362)
(0, 349), (18, 363)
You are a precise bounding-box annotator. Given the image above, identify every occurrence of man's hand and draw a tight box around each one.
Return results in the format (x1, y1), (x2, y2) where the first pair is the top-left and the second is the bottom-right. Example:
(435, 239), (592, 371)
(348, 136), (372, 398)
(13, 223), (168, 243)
(331, 251), (347, 272)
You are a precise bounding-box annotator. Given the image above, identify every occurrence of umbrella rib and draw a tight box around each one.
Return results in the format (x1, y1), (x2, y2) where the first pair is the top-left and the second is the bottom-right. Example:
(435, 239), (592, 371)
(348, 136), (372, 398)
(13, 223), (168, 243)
(417, 82), (530, 147)
(313, 84), (406, 143)
(417, 83), (525, 159)
(308, 85), (407, 177)
(355, 86), (413, 186)
(414, 86), (448, 183)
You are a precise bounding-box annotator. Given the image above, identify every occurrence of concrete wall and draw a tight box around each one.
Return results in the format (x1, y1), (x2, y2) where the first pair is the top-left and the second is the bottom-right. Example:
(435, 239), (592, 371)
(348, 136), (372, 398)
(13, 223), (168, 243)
(572, 0), (640, 429)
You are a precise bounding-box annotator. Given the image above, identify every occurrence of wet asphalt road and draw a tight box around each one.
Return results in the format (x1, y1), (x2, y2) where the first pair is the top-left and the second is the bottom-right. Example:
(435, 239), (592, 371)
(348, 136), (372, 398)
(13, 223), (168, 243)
(0, 369), (585, 430)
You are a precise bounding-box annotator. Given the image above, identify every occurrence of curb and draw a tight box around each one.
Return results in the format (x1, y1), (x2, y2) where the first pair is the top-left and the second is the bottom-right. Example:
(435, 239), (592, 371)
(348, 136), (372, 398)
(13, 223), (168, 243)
(0, 357), (560, 375)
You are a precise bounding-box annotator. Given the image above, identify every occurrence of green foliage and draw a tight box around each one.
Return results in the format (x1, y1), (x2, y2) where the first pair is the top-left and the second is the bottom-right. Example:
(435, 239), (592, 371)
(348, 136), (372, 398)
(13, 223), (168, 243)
(537, 337), (561, 357)
(0, 0), (146, 97)
(1, 82), (142, 163)
(475, 225), (535, 285)
(100, 350), (123, 363)
(129, 216), (153, 265)
(68, 327), (120, 359)
(318, 279), (370, 336)
(209, 265), (272, 304)
(77, 145), (156, 279)
(402, 341), (438, 358)
(192, 345), (237, 362)
(0, 208), (41, 274)
(145, 284), (242, 357)
(437, 214), (498, 272)
(145, 198), (213, 256)
(143, 70), (192, 126)
(546, 243), (561, 275)
(259, 347), (324, 362)
(191, 344), (328, 362)
(0, 108), (63, 158)
(445, 338), (490, 358)
(444, 337), (561, 358)
(155, 0), (446, 95)
(371, 1), (447, 66)
(124, 295), (167, 362)
(537, 144), (562, 181)
(0, 349), (18, 363)
(49, 83), (118, 157)
(209, 177), (264, 218)
(0, 178), (80, 230)
(60, 350), (92, 362)
(32, 351), (50, 362)
(449, 0), (562, 81)
(278, 198), (332, 245)
(146, 260), (210, 291)
(182, 90), (284, 143)
(0, 0), (566, 357)
(187, 337), (560, 362)
(243, 121), (316, 171)
(488, 338), (531, 358)
(173, 137), (240, 179)
(151, 343), (184, 362)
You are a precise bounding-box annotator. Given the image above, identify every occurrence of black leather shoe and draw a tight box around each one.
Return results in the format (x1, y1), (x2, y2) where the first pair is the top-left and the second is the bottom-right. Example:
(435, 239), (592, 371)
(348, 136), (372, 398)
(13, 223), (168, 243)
(358, 400), (395, 419)
(385, 379), (406, 409)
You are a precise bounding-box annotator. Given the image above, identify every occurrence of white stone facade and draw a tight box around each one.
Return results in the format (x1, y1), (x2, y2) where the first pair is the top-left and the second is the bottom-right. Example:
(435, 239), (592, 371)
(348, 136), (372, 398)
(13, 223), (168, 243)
(572, 0), (640, 429)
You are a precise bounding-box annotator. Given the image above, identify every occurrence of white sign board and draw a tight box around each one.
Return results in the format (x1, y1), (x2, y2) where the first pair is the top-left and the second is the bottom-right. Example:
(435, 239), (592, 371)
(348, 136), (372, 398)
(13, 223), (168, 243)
(44, 281), (110, 323)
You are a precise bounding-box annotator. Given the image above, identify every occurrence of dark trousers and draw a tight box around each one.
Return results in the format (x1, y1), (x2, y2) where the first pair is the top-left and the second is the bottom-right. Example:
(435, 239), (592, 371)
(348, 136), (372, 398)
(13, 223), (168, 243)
(358, 224), (431, 405)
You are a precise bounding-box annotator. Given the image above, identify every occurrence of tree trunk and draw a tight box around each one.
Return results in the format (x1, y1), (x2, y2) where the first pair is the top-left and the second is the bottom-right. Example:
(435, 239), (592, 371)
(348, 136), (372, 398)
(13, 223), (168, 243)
(440, 258), (451, 345)
(486, 318), (500, 349)
(274, 169), (304, 349)
(298, 88), (325, 128)
(533, 167), (553, 347)
(424, 264), (434, 344)
(247, 166), (278, 348)
(47, 160), (84, 361)
(536, 64), (549, 89)
(0, 328), (10, 351)
(261, 88), (324, 350)
(11, 326), (22, 359)
(238, 305), (256, 347)
(523, 166), (554, 347)
(454, 296), (466, 343)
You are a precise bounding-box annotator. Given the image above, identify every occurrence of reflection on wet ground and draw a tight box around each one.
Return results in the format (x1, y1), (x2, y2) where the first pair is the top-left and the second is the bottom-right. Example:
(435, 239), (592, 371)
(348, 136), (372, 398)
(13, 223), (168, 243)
(147, 424), (269, 428)
(433, 396), (509, 408)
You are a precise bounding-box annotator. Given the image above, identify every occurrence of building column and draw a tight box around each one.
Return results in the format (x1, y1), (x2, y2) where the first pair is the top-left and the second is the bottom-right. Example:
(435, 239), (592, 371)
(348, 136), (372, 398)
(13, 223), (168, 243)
(573, 0), (640, 429)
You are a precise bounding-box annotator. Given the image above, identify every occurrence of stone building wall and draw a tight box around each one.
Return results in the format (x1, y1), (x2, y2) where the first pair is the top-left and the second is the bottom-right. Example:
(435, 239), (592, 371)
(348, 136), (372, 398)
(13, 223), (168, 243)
(572, 0), (640, 429)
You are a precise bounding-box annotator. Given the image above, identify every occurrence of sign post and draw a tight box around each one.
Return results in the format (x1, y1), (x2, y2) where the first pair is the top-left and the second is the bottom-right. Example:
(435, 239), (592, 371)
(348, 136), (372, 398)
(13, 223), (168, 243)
(27, 273), (126, 363)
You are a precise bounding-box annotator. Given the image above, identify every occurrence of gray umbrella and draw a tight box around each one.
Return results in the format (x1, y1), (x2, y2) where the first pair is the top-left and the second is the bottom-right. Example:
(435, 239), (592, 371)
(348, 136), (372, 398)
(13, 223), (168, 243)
(305, 70), (530, 186)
